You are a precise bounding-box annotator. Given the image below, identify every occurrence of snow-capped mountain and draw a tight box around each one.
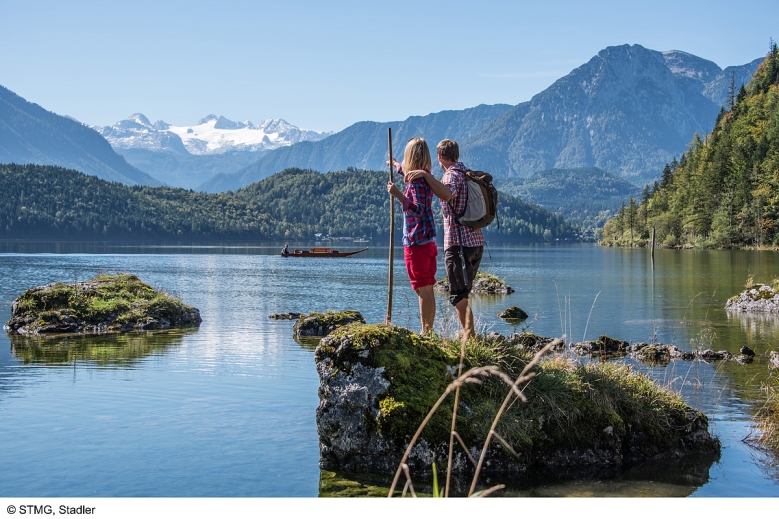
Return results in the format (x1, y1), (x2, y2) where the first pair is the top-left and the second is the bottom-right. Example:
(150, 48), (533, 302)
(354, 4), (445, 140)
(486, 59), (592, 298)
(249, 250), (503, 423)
(95, 114), (332, 155)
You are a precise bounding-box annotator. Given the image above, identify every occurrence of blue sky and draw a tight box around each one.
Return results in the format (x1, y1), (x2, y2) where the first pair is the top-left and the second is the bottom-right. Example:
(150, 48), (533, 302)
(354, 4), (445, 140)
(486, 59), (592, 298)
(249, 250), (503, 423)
(1, 0), (777, 131)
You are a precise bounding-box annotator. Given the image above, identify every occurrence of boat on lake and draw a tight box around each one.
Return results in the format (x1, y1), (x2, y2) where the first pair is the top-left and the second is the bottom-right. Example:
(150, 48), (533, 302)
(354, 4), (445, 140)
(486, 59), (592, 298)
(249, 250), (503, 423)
(281, 247), (368, 258)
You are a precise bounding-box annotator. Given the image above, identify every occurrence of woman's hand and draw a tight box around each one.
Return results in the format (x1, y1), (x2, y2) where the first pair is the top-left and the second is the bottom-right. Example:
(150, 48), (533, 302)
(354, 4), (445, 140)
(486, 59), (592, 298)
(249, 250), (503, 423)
(387, 181), (403, 199)
(385, 159), (403, 175)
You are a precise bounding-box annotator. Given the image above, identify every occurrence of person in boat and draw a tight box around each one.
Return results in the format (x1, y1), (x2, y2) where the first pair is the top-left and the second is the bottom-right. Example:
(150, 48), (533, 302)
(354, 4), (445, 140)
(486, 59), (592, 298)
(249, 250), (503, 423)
(282, 243), (289, 255)
(407, 139), (482, 339)
(386, 137), (438, 335)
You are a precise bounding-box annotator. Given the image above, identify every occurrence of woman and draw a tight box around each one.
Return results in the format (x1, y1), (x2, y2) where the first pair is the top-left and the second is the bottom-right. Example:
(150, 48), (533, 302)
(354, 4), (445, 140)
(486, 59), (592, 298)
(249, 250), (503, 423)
(386, 137), (438, 334)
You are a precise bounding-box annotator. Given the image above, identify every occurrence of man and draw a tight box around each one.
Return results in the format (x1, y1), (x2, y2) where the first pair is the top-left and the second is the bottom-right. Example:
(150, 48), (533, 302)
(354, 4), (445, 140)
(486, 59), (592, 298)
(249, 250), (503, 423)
(414, 139), (484, 339)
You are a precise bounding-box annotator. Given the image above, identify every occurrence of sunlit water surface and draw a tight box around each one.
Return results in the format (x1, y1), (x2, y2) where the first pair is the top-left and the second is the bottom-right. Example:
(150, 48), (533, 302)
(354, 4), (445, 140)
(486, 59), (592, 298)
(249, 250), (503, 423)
(0, 242), (778, 497)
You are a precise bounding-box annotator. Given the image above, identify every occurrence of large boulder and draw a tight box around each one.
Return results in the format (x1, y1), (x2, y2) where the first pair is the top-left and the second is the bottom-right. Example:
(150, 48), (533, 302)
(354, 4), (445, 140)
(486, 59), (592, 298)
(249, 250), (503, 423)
(4, 273), (201, 335)
(314, 325), (720, 479)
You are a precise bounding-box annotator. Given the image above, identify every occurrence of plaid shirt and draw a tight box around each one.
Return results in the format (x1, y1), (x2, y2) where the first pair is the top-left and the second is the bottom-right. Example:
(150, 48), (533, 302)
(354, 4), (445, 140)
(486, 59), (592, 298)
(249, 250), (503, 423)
(441, 162), (484, 250)
(401, 178), (436, 247)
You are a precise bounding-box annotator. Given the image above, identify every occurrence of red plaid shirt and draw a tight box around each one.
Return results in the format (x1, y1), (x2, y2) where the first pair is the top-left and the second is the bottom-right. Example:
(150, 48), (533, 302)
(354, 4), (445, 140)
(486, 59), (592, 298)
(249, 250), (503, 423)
(441, 162), (484, 250)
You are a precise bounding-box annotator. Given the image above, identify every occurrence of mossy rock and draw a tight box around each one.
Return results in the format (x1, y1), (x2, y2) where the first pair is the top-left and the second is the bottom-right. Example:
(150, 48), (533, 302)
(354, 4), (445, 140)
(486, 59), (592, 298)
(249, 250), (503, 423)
(314, 325), (720, 478)
(498, 306), (528, 320)
(4, 273), (201, 335)
(725, 284), (779, 313)
(294, 310), (365, 337)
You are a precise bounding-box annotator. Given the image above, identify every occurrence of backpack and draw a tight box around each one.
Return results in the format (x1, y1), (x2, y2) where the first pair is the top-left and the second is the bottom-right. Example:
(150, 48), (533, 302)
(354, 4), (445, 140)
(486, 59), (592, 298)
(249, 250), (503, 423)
(452, 170), (499, 229)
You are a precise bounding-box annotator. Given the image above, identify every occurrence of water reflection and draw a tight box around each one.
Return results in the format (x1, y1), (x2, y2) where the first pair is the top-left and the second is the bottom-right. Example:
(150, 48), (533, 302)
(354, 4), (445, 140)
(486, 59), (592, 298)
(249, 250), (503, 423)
(319, 451), (720, 497)
(8, 328), (198, 367)
(726, 310), (779, 347)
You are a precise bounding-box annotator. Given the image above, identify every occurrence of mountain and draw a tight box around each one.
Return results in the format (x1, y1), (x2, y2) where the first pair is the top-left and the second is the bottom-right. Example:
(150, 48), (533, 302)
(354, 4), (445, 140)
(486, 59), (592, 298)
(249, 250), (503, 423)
(500, 167), (642, 229)
(200, 103), (513, 192)
(461, 45), (762, 182)
(95, 113), (332, 188)
(0, 85), (161, 186)
(601, 46), (779, 248)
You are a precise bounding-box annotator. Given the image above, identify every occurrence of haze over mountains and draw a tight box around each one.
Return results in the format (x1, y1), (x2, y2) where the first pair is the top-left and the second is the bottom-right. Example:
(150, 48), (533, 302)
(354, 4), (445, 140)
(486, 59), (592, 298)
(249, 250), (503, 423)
(196, 44), (761, 192)
(0, 85), (160, 186)
(199, 103), (513, 192)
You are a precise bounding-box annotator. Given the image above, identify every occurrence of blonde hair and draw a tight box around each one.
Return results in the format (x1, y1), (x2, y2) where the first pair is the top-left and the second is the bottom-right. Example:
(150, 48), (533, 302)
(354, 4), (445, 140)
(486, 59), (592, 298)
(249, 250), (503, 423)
(402, 137), (432, 174)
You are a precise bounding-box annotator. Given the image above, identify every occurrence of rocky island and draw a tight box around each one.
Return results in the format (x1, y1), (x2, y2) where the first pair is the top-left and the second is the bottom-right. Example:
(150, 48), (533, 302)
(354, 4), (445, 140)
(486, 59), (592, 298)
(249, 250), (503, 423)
(725, 282), (779, 314)
(314, 324), (720, 483)
(4, 273), (201, 335)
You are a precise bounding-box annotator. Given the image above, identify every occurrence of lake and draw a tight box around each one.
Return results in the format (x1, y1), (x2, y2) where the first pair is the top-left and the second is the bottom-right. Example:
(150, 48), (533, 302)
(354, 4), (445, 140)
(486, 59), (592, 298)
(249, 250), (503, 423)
(1, 242), (778, 497)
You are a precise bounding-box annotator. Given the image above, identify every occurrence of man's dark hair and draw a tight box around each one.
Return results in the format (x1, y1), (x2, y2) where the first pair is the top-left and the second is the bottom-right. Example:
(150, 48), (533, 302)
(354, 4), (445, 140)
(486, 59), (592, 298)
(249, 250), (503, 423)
(436, 139), (459, 162)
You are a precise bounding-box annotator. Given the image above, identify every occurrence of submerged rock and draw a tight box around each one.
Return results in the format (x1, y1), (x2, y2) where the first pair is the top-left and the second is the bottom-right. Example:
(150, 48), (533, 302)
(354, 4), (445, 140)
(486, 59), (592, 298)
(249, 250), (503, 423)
(294, 310), (365, 338)
(269, 312), (302, 320)
(434, 271), (514, 295)
(498, 306), (528, 320)
(725, 284), (779, 313)
(314, 324), (719, 479)
(4, 273), (201, 335)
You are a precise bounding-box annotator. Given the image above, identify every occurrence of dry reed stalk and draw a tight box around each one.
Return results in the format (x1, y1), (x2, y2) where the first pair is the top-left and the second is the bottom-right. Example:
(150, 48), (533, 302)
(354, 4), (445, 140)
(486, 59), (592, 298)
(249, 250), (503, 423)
(445, 298), (470, 497)
(582, 291), (601, 343)
(471, 484), (506, 498)
(386, 364), (519, 497)
(468, 339), (562, 496)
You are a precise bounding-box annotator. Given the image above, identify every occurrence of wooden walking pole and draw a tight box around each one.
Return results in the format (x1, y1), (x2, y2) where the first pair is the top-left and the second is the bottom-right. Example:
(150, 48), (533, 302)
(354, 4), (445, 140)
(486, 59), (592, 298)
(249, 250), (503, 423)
(386, 128), (395, 324)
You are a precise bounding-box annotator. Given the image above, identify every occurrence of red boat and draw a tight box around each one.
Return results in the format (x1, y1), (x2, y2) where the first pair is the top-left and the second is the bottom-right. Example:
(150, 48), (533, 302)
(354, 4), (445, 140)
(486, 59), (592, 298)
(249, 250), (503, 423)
(281, 247), (368, 258)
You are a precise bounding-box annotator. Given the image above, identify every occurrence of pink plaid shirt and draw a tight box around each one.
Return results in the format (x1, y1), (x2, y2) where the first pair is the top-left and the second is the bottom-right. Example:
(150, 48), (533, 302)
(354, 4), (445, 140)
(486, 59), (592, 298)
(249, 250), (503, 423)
(441, 162), (484, 250)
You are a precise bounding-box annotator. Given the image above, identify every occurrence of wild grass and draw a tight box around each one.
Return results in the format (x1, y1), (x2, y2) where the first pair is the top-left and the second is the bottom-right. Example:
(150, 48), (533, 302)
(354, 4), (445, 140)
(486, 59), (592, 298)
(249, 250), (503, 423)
(749, 375), (779, 453)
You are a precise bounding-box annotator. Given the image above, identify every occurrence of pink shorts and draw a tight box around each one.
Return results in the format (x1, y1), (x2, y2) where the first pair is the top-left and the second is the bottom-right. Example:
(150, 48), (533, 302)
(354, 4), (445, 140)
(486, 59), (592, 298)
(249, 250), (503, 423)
(404, 241), (438, 290)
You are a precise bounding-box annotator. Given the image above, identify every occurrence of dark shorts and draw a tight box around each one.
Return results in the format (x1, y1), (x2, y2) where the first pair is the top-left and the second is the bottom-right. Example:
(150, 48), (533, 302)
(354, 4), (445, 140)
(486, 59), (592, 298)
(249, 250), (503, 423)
(444, 245), (483, 306)
(404, 241), (438, 290)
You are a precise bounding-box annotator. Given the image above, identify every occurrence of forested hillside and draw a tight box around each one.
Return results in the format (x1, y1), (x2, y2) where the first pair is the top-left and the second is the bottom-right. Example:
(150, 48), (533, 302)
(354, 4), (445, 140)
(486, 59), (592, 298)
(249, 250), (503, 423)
(499, 167), (641, 229)
(601, 46), (779, 248)
(0, 164), (577, 243)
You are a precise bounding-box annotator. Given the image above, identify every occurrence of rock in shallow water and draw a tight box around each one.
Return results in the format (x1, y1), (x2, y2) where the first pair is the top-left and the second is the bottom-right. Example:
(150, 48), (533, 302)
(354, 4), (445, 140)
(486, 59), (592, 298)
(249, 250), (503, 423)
(314, 324), (720, 479)
(4, 273), (201, 335)
(725, 284), (779, 313)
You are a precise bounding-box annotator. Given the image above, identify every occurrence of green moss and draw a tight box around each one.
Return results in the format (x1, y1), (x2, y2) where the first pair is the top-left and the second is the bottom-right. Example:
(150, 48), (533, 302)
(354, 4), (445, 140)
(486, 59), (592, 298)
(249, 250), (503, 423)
(10, 274), (197, 330)
(318, 324), (703, 459)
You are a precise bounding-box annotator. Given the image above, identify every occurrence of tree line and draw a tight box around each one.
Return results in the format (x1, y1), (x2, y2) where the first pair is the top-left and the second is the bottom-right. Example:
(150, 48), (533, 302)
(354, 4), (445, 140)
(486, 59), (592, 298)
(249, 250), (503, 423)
(0, 164), (578, 243)
(601, 44), (779, 249)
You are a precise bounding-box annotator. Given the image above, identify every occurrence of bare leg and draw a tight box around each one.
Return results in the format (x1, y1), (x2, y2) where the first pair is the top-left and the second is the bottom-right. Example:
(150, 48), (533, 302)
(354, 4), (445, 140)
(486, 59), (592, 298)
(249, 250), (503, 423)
(415, 284), (436, 334)
(454, 297), (475, 339)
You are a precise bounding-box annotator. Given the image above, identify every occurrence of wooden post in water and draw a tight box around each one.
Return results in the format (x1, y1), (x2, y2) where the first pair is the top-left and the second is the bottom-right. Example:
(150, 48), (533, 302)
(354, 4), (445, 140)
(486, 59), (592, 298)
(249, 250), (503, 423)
(386, 128), (395, 324)
(650, 227), (656, 266)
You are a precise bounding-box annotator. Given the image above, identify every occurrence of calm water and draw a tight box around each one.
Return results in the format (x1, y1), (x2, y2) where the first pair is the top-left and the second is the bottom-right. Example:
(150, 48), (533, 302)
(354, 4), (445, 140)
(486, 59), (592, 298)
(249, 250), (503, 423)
(0, 242), (778, 497)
